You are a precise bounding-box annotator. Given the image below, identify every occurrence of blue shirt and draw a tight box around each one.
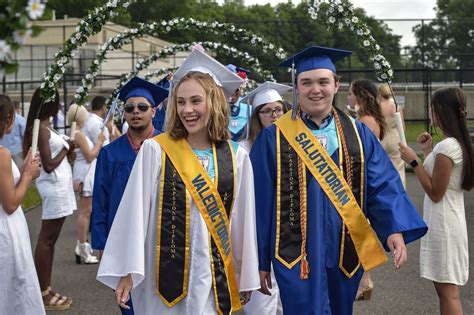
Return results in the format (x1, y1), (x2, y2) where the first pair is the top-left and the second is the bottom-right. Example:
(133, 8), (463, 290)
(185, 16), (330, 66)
(229, 97), (252, 141)
(0, 113), (25, 155)
(192, 141), (239, 180)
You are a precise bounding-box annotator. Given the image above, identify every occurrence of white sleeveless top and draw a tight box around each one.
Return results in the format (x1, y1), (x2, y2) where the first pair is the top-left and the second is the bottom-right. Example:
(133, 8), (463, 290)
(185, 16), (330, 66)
(0, 153), (45, 314)
(36, 128), (76, 219)
(72, 130), (94, 184)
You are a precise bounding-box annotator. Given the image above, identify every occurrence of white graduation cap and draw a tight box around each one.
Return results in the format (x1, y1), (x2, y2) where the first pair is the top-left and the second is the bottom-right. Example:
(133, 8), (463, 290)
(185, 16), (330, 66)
(172, 49), (244, 98)
(241, 82), (292, 109)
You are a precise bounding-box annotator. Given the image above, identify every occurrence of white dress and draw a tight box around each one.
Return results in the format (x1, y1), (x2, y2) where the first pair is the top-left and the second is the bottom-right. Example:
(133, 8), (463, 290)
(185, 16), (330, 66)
(82, 159), (97, 198)
(420, 137), (469, 285)
(0, 156), (45, 314)
(72, 130), (94, 185)
(36, 128), (76, 220)
(97, 139), (260, 315)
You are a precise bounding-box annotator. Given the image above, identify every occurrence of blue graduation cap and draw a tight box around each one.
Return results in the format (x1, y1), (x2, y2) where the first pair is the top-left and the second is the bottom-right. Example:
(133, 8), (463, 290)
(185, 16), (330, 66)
(118, 76), (168, 108)
(278, 45), (352, 119)
(156, 74), (172, 90)
(278, 45), (352, 75)
(226, 64), (250, 80)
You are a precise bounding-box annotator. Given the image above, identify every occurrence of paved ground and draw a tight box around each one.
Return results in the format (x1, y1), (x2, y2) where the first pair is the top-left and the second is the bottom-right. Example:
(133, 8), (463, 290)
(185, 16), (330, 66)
(25, 173), (473, 315)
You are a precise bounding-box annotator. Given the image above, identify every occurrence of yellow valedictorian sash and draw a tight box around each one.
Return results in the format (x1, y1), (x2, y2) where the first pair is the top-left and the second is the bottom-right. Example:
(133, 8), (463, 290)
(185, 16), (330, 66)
(154, 134), (241, 315)
(275, 111), (387, 274)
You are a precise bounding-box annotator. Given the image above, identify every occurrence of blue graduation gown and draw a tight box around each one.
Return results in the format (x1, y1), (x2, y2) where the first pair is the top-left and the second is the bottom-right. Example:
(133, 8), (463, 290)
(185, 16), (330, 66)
(91, 130), (160, 251)
(152, 107), (166, 133)
(229, 98), (252, 142)
(250, 121), (427, 315)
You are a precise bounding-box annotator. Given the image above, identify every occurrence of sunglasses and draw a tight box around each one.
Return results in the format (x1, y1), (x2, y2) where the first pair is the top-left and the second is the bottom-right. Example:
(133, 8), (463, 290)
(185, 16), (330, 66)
(124, 102), (151, 113)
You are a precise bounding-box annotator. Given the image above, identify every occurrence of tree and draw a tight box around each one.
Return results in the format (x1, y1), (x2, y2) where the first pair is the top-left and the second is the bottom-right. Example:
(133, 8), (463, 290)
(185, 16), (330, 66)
(46, 0), (403, 81)
(0, 0), (47, 75)
(411, 0), (474, 69)
(47, 0), (106, 19)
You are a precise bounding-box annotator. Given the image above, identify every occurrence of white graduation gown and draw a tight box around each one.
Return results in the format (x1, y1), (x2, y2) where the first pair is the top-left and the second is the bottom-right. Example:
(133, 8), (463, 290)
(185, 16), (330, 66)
(97, 139), (260, 315)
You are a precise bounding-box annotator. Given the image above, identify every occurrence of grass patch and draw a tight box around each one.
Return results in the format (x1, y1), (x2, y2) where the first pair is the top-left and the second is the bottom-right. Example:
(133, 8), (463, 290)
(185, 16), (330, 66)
(405, 122), (444, 144)
(405, 120), (474, 144)
(22, 184), (41, 211)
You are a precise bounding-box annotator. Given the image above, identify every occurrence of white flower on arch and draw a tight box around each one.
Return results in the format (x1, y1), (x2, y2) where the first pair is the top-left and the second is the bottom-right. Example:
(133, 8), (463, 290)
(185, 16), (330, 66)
(26, 0), (46, 20)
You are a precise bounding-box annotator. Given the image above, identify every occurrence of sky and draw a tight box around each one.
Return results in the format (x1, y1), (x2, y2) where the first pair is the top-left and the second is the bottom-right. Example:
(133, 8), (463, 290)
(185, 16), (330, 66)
(220, 0), (438, 47)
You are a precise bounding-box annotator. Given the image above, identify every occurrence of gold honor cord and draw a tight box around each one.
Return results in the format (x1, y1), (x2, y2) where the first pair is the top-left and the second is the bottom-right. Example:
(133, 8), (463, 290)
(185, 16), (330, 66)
(275, 112), (387, 272)
(154, 135), (242, 313)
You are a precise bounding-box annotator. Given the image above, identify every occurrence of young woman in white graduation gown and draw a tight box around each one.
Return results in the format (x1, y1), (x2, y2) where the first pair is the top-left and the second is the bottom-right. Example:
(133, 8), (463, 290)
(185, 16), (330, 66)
(97, 50), (259, 315)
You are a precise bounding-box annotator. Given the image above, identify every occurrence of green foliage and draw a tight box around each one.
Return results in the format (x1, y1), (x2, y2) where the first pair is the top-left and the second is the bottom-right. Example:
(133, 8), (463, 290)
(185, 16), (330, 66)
(22, 184), (41, 211)
(46, 0), (403, 81)
(0, 0), (48, 74)
(47, 0), (107, 19)
(411, 0), (474, 69)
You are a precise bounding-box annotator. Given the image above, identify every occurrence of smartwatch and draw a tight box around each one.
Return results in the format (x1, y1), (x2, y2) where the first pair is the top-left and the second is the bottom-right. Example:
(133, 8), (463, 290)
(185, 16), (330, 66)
(410, 159), (419, 168)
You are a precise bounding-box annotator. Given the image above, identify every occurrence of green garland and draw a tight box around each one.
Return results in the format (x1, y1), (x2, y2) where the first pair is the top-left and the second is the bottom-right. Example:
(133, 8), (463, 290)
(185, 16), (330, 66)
(309, 0), (394, 82)
(39, 0), (136, 102)
(78, 40), (275, 106)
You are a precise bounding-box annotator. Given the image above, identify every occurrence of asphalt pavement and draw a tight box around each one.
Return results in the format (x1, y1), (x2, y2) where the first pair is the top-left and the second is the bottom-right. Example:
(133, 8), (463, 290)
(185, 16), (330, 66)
(25, 173), (473, 315)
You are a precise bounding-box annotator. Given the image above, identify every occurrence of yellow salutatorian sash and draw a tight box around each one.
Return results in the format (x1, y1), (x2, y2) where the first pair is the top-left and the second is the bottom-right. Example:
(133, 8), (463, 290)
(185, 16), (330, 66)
(275, 111), (387, 273)
(155, 134), (241, 314)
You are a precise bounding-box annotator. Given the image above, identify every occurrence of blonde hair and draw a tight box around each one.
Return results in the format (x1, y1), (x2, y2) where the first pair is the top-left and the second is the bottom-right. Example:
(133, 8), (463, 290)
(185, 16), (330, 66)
(378, 83), (392, 100)
(67, 104), (89, 127)
(166, 71), (230, 142)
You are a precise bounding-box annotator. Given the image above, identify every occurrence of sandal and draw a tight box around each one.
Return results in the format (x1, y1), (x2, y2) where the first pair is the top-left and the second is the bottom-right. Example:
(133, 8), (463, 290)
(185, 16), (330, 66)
(356, 278), (374, 301)
(42, 287), (72, 311)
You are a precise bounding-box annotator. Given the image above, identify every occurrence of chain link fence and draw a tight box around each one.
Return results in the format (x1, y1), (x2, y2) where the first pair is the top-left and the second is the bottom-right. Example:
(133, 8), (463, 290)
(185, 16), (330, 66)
(336, 68), (474, 125)
(2, 68), (473, 134)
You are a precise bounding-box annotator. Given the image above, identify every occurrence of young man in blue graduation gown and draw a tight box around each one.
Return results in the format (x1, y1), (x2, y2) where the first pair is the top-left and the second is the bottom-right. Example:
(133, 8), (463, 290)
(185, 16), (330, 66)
(226, 64), (252, 141)
(250, 46), (428, 315)
(91, 77), (168, 314)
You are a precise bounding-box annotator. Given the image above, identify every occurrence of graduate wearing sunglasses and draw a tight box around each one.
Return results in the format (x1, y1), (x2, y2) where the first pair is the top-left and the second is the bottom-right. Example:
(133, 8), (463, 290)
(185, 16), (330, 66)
(91, 77), (168, 315)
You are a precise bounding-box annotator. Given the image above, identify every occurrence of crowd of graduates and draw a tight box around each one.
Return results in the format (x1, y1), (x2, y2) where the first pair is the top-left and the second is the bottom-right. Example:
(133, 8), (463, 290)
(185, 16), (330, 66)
(0, 43), (472, 315)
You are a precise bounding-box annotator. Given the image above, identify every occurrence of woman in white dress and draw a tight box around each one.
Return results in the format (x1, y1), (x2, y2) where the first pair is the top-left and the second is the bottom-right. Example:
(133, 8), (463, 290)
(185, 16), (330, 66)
(23, 88), (76, 311)
(399, 87), (473, 315)
(97, 49), (260, 314)
(67, 104), (106, 264)
(0, 94), (43, 314)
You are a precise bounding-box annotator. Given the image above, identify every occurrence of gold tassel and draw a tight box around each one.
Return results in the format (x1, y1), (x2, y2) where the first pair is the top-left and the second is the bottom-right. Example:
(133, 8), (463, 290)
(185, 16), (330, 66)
(298, 156), (309, 280)
(300, 255), (310, 280)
